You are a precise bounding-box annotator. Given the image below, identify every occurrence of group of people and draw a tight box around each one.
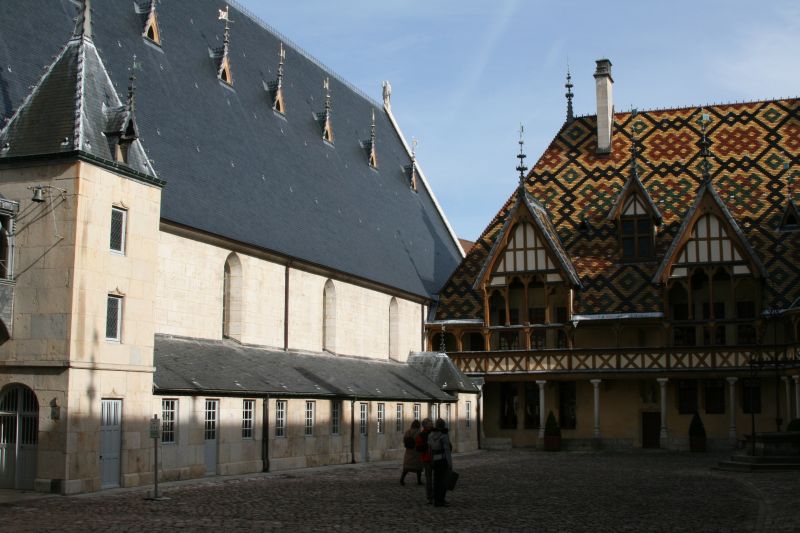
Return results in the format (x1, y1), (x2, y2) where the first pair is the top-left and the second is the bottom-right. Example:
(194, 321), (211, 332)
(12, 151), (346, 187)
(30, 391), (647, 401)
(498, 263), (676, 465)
(400, 418), (453, 507)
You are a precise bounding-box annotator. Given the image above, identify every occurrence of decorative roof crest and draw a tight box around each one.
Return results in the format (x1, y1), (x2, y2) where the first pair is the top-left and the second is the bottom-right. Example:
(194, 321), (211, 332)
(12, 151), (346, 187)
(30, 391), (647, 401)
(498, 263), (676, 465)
(565, 65), (574, 123)
(516, 124), (528, 189)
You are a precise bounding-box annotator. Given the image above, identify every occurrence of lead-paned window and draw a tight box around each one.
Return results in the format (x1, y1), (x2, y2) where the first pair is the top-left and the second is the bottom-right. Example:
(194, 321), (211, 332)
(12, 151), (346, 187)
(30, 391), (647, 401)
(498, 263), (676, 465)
(275, 400), (287, 437)
(558, 381), (576, 429)
(704, 380), (725, 414)
(742, 379), (761, 414)
(677, 380), (698, 414)
(110, 207), (127, 254)
(413, 403), (420, 422)
(106, 295), (122, 341)
(621, 216), (652, 260)
(360, 403), (368, 436)
(242, 399), (255, 439)
(161, 399), (176, 444)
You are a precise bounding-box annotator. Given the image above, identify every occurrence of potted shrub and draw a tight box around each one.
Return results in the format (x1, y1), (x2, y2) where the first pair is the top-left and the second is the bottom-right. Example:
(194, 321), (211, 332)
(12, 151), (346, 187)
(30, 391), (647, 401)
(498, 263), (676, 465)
(689, 411), (706, 452)
(544, 411), (561, 451)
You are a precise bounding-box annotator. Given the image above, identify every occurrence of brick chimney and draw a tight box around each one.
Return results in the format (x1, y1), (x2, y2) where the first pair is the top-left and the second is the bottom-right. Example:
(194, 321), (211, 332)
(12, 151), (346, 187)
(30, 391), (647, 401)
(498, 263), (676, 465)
(594, 59), (614, 154)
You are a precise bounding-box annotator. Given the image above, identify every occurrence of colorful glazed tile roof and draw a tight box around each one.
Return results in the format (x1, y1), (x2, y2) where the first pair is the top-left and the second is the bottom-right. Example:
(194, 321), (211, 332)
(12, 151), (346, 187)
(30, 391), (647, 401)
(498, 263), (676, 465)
(436, 99), (800, 320)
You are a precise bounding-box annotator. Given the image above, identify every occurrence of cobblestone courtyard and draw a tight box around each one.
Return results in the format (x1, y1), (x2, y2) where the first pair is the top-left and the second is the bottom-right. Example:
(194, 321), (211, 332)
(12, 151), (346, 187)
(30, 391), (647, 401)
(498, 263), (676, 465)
(1, 450), (798, 532)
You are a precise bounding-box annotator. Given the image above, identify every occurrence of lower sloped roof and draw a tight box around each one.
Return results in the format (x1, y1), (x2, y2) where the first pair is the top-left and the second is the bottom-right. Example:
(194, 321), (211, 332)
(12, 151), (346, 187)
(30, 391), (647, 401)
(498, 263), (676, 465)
(407, 352), (481, 393)
(154, 334), (454, 401)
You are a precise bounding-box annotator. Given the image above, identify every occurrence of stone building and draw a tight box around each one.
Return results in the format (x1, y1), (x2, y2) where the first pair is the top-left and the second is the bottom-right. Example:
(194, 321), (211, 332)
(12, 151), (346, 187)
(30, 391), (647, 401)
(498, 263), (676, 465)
(430, 60), (800, 450)
(0, 0), (479, 493)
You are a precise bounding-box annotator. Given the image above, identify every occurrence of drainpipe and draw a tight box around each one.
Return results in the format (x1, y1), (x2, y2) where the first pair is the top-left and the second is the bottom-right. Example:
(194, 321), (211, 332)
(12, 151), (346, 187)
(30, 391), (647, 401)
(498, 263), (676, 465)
(262, 394), (270, 472)
(350, 398), (356, 464)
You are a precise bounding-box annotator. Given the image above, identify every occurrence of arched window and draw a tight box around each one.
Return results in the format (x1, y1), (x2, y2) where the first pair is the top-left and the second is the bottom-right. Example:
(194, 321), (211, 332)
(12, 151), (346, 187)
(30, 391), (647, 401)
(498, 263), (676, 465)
(222, 253), (242, 340)
(323, 280), (336, 352)
(388, 297), (399, 359)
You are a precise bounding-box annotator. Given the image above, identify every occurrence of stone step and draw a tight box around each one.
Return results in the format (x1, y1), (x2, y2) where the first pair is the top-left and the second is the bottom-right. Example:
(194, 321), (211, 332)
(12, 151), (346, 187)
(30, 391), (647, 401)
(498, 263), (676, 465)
(482, 438), (513, 451)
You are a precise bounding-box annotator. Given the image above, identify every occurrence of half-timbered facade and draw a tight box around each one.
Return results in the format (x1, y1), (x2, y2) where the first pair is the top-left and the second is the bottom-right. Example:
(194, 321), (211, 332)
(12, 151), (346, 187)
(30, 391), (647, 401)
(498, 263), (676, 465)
(430, 59), (800, 450)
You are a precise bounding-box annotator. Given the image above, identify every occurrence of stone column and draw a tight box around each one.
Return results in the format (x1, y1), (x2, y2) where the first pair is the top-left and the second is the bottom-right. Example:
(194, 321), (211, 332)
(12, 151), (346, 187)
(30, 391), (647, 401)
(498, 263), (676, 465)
(590, 379), (601, 439)
(727, 377), (738, 443)
(794, 375), (800, 422)
(537, 380), (547, 439)
(783, 377), (792, 421)
(657, 378), (669, 445)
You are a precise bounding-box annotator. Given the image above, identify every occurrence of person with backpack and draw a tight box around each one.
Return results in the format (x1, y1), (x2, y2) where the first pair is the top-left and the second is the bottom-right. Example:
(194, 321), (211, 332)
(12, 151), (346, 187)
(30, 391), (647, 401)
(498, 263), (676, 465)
(428, 418), (452, 507)
(416, 417), (434, 504)
(400, 419), (423, 485)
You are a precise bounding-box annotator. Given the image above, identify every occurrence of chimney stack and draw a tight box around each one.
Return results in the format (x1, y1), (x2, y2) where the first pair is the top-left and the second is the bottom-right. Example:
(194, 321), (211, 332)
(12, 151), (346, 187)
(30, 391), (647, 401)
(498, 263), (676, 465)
(594, 59), (613, 154)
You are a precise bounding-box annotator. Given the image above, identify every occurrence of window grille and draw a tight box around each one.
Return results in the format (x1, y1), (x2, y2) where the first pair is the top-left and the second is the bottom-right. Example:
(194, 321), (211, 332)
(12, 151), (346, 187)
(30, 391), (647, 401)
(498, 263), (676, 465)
(106, 295), (122, 341)
(110, 207), (126, 253)
(377, 403), (385, 434)
(331, 400), (341, 435)
(204, 400), (217, 440)
(396, 403), (403, 432)
(413, 403), (420, 422)
(359, 403), (368, 435)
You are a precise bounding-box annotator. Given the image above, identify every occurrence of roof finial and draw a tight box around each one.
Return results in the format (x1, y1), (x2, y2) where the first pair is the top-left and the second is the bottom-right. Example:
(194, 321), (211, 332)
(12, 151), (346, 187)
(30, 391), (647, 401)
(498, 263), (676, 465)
(217, 6), (234, 84)
(368, 109), (378, 168)
(277, 43), (285, 90)
(74, 0), (92, 40)
(698, 110), (712, 183)
(321, 77), (334, 142)
(516, 124), (528, 188)
(565, 65), (574, 123)
(127, 54), (141, 112)
(410, 137), (418, 191)
(628, 108), (639, 179)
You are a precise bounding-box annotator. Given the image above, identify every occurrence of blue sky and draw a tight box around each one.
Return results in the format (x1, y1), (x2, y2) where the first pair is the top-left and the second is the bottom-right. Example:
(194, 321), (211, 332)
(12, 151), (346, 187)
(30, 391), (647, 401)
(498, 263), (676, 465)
(237, 0), (800, 242)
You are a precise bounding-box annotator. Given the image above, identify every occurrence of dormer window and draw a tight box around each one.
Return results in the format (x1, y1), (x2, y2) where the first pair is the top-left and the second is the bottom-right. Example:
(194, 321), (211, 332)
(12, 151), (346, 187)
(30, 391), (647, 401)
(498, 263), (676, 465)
(139, 1), (162, 45)
(618, 195), (654, 261)
(219, 58), (232, 86)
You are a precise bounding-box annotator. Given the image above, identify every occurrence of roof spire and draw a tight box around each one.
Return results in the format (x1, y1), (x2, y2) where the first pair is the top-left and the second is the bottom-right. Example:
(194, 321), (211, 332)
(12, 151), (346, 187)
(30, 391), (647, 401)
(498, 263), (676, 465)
(628, 108), (639, 179)
(74, 0), (92, 40)
(565, 65), (574, 123)
(698, 110), (712, 184)
(269, 43), (286, 113)
(277, 43), (285, 90)
(516, 124), (528, 190)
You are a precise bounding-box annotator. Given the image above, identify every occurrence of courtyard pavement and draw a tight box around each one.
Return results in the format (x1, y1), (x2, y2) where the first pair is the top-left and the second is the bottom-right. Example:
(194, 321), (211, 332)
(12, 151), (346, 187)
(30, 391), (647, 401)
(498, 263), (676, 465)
(1, 449), (798, 532)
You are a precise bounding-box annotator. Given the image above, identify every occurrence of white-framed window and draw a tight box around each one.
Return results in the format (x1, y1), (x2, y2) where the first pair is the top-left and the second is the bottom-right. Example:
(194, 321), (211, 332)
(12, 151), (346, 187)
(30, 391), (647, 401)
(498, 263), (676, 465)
(110, 206), (127, 254)
(430, 403), (438, 421)
(161, 398), (177, 444)
(466, 401), (472, 429)
(275, 400), (287, 437)
(331, 400), (341, 435)
(360, 403), (368, 436)
(377, 403), (385, 434)
(242, 399), (255, 439)
(446, 403), (451, 428)
(413, 403), (420, 422)
(396, 403), (403, 432)
(305, 401), (315, 436)
(106, 295), (122, 341)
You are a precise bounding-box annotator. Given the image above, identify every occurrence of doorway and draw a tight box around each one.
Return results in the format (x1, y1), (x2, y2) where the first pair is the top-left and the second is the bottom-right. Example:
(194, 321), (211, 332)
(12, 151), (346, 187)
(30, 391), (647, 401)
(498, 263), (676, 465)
(100, 399), (122, 488)
(0, 385), (38, 490)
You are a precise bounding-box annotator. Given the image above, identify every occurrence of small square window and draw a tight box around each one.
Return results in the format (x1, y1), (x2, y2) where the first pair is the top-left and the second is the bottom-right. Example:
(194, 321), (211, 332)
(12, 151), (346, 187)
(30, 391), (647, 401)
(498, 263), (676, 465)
(110, 207), (127, 254)
(106, 295), (122, 341)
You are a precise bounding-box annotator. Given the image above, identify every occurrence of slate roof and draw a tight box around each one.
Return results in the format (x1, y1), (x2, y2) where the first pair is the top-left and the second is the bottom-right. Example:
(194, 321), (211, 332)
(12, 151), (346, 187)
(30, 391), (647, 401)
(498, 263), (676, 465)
(436, 99), (800, 320)
(154, 334), (455, 401)
(406, 352), (481, 393)
(0, 15), (155, 179)
(0, 0), (462, 299)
